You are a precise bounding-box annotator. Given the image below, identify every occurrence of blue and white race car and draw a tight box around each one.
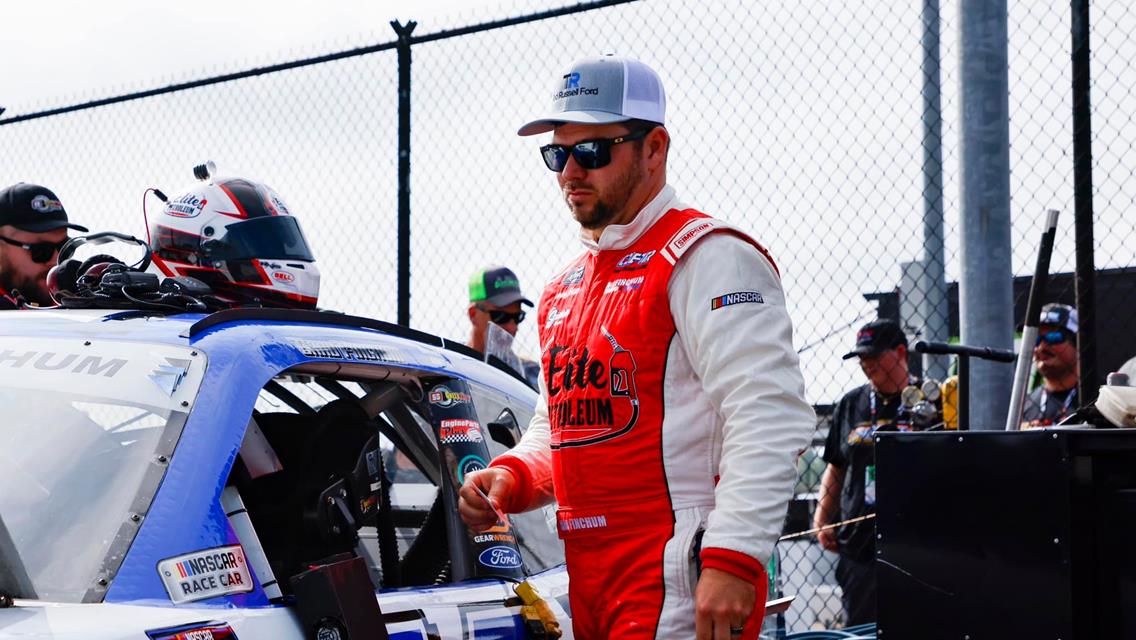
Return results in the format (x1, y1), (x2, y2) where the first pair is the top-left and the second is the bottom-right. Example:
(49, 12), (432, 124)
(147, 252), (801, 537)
(0, 307), (572, 639)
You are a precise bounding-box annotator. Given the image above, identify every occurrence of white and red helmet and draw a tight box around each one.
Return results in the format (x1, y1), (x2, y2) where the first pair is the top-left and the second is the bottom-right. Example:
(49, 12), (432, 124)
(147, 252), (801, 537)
(149, 171), (320, 309)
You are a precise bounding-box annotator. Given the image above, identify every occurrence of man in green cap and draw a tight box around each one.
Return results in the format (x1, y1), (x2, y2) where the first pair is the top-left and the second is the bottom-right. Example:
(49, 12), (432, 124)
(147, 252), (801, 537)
(467, 265), (537, 385)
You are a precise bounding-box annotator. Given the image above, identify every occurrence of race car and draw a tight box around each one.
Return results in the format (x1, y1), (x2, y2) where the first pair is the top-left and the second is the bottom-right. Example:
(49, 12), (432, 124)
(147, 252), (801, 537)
(0, 306), (571, 639)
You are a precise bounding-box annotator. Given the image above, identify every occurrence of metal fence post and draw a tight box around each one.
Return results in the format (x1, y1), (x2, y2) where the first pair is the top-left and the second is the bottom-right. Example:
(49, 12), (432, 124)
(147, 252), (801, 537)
(921, 0), (949, 381)
(393, 20), (417, 328)
(1071, 0), (1098, 401)
(958, 0), (1014, 429)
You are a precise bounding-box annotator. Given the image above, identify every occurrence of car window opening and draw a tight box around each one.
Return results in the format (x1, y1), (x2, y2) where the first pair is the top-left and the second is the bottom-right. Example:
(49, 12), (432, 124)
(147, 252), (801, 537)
(232, 374), (448, 595)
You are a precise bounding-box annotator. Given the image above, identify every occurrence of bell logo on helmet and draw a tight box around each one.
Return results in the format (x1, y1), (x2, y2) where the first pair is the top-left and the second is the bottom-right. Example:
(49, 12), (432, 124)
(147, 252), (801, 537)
(271, 271), (295, 284)
(268, 195), (291, 216)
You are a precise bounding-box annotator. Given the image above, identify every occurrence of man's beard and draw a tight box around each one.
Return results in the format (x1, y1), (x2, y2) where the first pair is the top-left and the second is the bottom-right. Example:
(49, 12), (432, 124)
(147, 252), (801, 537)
(0, 263), (51, 305)
(564, 154), (642, 230)
(1038, 357), (1074, 381)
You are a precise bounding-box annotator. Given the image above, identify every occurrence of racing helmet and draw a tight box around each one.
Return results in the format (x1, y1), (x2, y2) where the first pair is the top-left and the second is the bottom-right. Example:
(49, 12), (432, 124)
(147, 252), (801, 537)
(149, 172), (320, 309)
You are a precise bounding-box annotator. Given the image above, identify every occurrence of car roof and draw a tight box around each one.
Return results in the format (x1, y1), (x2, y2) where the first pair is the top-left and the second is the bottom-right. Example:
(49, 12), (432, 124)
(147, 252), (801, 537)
(0, 308), (533, 396)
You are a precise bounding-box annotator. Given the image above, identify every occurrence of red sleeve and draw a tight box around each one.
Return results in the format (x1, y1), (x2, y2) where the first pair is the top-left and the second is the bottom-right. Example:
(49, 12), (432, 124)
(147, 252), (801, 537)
(488, 455), (535, 514)
(700, 546), (769, 590)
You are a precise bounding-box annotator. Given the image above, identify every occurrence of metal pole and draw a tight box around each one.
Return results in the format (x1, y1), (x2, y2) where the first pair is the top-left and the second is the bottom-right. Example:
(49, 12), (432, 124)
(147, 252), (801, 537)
(1071, 0), (1098, 402)
(1006, 210), (1061, 431)
(958, 0), (1014, 430)
(393, 20), (417, 328)
(921, 0), (949, 381)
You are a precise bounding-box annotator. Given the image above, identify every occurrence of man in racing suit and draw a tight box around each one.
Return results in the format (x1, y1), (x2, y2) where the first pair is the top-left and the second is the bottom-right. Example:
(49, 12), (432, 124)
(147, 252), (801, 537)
(458, 55), (814, 640)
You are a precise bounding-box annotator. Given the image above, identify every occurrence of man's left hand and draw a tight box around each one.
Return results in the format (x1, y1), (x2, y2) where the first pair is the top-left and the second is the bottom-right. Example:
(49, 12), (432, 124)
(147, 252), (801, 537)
(694, 567), (755, 640)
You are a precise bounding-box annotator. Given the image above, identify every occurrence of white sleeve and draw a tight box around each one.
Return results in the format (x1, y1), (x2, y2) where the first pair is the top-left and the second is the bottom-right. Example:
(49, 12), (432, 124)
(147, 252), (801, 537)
(670, 233), (815, 564)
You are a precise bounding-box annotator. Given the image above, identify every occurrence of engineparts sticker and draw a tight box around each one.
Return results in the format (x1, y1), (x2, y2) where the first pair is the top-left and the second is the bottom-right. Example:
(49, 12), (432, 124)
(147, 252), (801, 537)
(158, 545), (254, 604)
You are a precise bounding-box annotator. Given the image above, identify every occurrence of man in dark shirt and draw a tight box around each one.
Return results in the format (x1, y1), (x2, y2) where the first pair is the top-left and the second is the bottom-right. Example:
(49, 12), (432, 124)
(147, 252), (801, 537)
(1021, 303), (1080, 428)
(814, 318), (914, 626)
(0, 183), (88, 308)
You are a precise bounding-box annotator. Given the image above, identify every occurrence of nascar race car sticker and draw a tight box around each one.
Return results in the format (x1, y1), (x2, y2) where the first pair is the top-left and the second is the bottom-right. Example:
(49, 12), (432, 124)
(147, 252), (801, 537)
(439, 418), (483, 444)
(158, 545), (254, 604)
(146, 621), (238, 640)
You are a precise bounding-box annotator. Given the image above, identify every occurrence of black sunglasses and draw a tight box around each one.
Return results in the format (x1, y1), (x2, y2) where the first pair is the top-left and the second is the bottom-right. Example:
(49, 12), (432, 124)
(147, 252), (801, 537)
(0, 235), (68, 264)
(540, 126), (654, 172)
(479, 305), (526, 326)
(1037, 330), (1072, 346)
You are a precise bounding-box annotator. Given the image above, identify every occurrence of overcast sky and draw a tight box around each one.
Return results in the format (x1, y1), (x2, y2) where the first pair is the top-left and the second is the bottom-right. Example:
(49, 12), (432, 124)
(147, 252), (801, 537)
(0, 0), (520, 109)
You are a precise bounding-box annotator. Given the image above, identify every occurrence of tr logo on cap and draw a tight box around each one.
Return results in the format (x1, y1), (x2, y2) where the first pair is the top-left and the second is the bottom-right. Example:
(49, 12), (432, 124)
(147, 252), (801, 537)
(518, 54), (667, 136)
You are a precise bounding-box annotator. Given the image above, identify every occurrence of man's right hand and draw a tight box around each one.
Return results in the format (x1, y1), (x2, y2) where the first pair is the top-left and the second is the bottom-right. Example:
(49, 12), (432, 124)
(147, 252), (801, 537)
(458, 467), (517, 532)
(816, 524), (838, 552)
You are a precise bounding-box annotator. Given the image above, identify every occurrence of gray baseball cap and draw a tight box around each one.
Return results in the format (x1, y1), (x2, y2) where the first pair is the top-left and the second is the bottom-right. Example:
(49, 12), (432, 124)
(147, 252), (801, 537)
(517, 54), (666, 136)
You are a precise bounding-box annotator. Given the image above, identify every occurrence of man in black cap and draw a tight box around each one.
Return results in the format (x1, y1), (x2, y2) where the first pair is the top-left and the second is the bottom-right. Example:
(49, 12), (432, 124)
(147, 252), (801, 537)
(814, 318), (915, 626)
(0, 183), (88, 307)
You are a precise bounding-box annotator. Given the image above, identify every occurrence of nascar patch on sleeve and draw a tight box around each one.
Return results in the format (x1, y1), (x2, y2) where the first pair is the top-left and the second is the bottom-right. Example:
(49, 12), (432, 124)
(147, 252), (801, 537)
(158, 545), (254, 604)
(711, 291), (764, 310)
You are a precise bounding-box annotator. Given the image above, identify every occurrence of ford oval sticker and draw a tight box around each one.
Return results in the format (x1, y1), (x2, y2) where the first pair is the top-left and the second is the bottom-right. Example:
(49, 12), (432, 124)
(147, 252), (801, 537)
(478, 545), (523, 569)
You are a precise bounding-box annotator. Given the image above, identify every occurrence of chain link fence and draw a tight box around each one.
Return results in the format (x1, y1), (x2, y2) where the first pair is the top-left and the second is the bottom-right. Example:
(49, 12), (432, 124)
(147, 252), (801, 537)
(2, 0), (1134, 631)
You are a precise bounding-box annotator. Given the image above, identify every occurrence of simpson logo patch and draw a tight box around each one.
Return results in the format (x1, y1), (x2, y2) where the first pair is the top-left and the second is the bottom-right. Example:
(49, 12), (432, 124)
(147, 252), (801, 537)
(662, 218), (719, 264)
(157, 545), (254, 604)
(711, 291), (764, 310)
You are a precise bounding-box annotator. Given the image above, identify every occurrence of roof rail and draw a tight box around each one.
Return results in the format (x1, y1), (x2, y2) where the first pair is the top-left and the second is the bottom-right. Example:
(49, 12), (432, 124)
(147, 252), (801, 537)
(185, 307), (535, 389)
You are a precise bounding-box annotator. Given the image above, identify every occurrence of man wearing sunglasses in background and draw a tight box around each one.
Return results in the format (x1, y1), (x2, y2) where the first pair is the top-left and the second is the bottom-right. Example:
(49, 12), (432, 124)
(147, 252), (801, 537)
(1021, 303), (1081, 428)
(458, 55), (814, 640)
(0, 183), (88, 309)
(467, 265), (539, 387)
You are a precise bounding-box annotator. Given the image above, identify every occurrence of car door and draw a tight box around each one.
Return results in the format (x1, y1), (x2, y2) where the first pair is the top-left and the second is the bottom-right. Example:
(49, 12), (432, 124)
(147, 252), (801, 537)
(228, 363), (570, 639)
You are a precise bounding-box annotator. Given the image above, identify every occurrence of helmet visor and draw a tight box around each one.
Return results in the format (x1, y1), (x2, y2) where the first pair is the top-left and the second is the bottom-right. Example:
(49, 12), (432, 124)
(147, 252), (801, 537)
(213, 216), (315, 261)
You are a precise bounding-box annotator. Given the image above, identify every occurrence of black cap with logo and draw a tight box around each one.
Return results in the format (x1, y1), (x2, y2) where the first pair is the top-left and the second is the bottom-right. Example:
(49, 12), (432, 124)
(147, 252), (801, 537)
(0, 183), (88, 233)
(468, 265), (533, 307)
(842, 318), (908, 360)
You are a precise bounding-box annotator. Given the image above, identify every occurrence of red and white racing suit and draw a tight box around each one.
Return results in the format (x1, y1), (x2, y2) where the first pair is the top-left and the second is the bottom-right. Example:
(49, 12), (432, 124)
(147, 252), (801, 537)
(491, 186), (814, 639)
